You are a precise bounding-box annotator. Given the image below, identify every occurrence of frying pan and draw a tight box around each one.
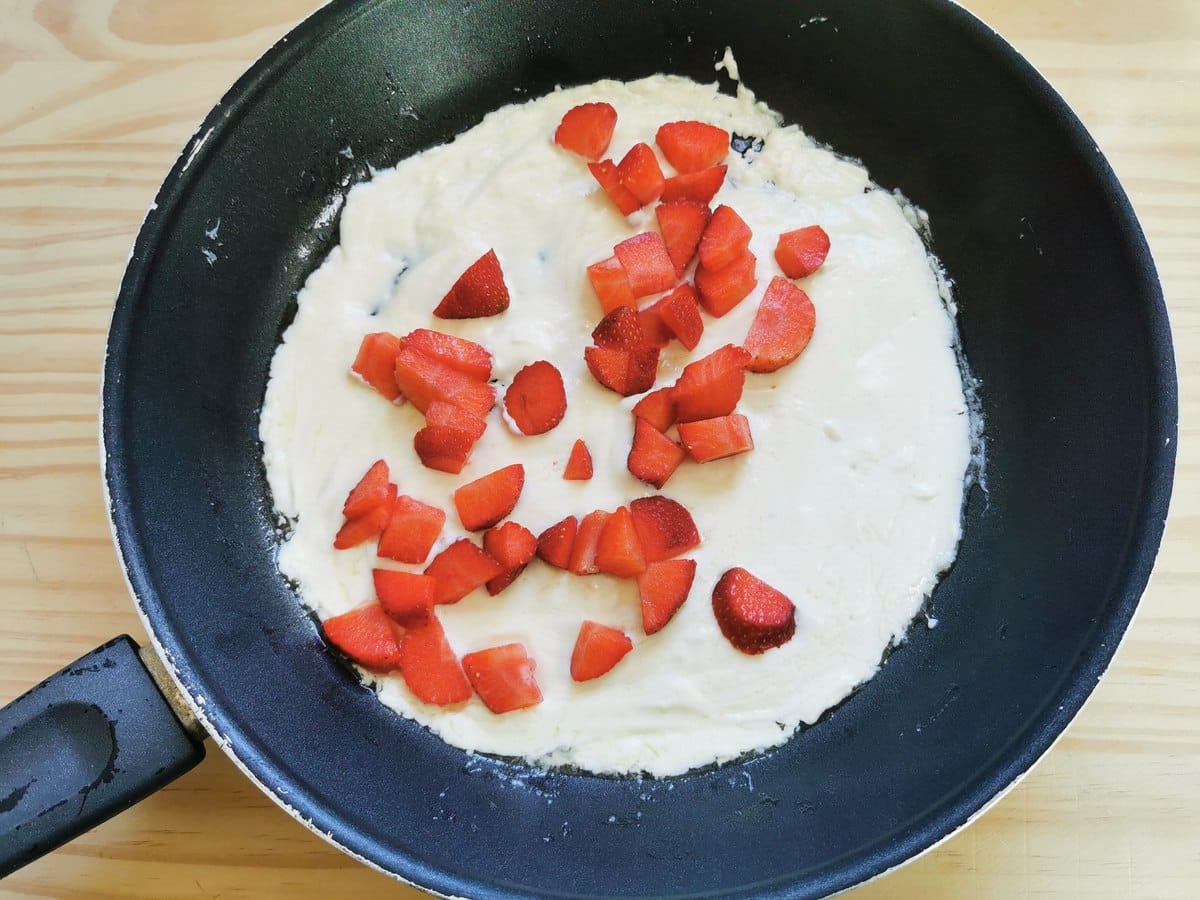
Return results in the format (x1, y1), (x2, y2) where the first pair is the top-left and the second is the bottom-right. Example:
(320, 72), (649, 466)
(0, 0), (1176, 896)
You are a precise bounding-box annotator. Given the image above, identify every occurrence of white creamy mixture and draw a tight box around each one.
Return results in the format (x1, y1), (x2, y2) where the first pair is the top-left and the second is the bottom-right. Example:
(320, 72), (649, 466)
(259, 74), (972, 776)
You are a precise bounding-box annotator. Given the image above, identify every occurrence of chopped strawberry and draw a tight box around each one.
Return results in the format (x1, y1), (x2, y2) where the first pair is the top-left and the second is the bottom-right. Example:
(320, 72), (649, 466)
(394, 346), (496, 418)
(399, 615), (472, 705)
(616, 142), (665, 206)
(695, 250), (758, 316)
(570, 621), (633, 682)
(592, 305), (647, 351)
(671, 344), (751, 422)
(637, 559), (696, 634)
(537, 515), (578, 570)
(553, 102), (617, 160)
(351, 332), (405, 402)
(629, 496), (700, 562)
(656, 201), (710, 274)
(373, 569), (437, 624)
(699, 205), (752, 271)
(378, 494), (446, 564)
(658, 283), (704, 350)
(342, 459), (391, 519)
(655, 121), (730, 174)
(504, 361), (567, 435)
(483, 521), (538, 595)
(743, 276), (817, 373)
(613, 233), (677, 298)
(679, 413), (755, 463)
(434, 249), (510, 319)
(413, 425), (474, 474)
(564, 439), (594, 481)
(712, 567), (796, 654)
(333, 497), (393, 549)
(627, 417), (686, 489)
(424, 401), (487, 442)
(400, 329), (493, 381)
(323, 603), (402, 671)
(661, 165), (727, 204)
(775, 225), (831, 278)
(586, 256), (636, 314)
(424, 538), (503, 604)
(637, 301), (673, 348)
(595, 505), (647, 578)
(588, 159), (641, 216)
(453, 463), (525, 531)
(568, 509), (611, 576)
(632, 387), (676, 432)
(584, 345), (659, 397)
(461, 643), (542, 713)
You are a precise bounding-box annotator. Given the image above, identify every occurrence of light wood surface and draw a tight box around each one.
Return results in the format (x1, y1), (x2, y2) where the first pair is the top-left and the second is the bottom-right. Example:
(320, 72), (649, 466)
(1, 1), (1196, 897)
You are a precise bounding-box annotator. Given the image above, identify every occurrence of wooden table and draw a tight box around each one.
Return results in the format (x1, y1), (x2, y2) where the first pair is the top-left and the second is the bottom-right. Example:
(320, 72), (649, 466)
(1, 2), (1195, 896)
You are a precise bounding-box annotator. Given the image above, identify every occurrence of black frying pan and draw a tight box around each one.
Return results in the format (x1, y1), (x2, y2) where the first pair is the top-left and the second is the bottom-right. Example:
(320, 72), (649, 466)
(0, 1), (1176, 896)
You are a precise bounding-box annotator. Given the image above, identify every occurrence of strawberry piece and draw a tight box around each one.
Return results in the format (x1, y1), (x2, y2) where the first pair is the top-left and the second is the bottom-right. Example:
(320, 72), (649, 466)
(637, 300), (673, 348)
(672, 344), (751, 422)
(424, 538), (503, 604)
(744, 275), (817, 373)
(453, 463), (525, 531)
(627, 417), (686, 489)
(637, 559), (696, 634)
(629, 496), (700, 562)
(424, 401), (487, 442)
(656, 201), (710, 275)
(613, 233), (677, 298)
(342, 459), (391, 520)
(586, 256), (636, 314)
(588, 159), (641, 216)
(553, 102), (617, 160)
(399, 615), (472, 705)
(661, 165), (726, 204)
(333, 497), (393, 549)
(568, 509), (612, 576)
(595, 506), (646, 578)
(351, 332), (405, 402)
(378, 495), (446, 564)
(696, 250), (758, 317)
(679, 413), (755, 463)
(564, 439), (593, 481)
(483, 521), (538, 595)
(632, 387), (676, 432)
(461, 643), (542, 713)
(584, 345), (659, 397)
(712, 567), (796, 654)
(504, 361), (567, 435)
(323, 603), (402, 671)
(434, 249), (510, 319)
(616, 142), (665, 206)
(401, 329), (493, 381)
(537, 515), (578, 570)
(394, 346), (495, 418)
(775, 225), (831, 278)
(658, 283), (704, 350)
(592, 305), (647, 351)
(570, 621), (633, 682)
(655, 121), (730, 174)
(413, 425), (474, 474)
(373, 569), (437, 624)
(699, 205), (752, 271)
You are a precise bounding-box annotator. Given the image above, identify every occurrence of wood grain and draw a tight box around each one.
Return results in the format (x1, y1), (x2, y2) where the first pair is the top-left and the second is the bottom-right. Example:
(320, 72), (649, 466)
(1, 1), (1196, 897)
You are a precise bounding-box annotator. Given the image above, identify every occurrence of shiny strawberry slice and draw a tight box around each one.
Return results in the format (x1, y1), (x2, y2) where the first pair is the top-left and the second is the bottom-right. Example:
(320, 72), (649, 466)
(462, 643), (542, 713)
(655, 121), (730, 174)
(424, 401), (487, 442)
(563, 439), (593, 481)
(568, 509), (612, 576)
(399, 615), (472, 705)
(504, 361), (567, 435)
(712, 567), (796, 654)
(671, 344), (751, 422)
(637, 559), (696, 634)
(588, 159), (641, 216)
(632, 387), (676, 432)
(592, 305), (647, 351)
(351, 332), (406, 402)
(570, 621), (633, 682)
(378, 494), (445, 564)
(394, 346), (496, 417)
(333, 496), (394, 550)
(483, 521), (538, 595)
(695, 250), (758, 317)
(453, 463), (524, 531)
(537, 515), (578, 570)
(424, 538), (504, 604)
(400, 329), (493, 381)
(586, 255), (636, 314)
(775, 225), (831, 278)
(613, 232), (677, 298)
(679, 413), (755, 463)
(373, 569), (437, 624)
(656, 201), (710, 274)
(323, 603), (402, 672)
(658, 283), (704, 350)
(584, 345), (659, 397)
(661, 165), (726, 204)
(616, 142), (665, 206)
(434, 249), (510, 319)
(699, 205), (752, 271)
(743, 276), (817, 373)
(342, 459), (391, 519)
(637, 300), (673, 349)
(627, 417), (686, 489)
(595, 506), (646, 578)
(413, 425), (475, 475)
(553, 102), (617, 160)
(629, 496), (700, 562)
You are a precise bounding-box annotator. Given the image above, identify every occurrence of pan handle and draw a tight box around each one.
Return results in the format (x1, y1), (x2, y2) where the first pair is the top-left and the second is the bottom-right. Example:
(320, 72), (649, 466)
(0, 635), (206, 875)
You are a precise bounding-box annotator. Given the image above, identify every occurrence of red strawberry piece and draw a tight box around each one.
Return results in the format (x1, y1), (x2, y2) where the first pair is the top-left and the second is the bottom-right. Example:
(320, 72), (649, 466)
(743, 275), (817, 373)
(567, 509), (611, 576)
(699, 205), (752, 271)
(595, 505), (647, 578)
(563, 439), (593, 481)
(629, 496), (700, 562)
(351, 332), (405, 402)
(588, 159), (641, 216)
(394, 346), (496, 418)
(775, 225), (831, 278)
(637, 559), (696, 634)
(333, 496), (394, 550)
(461, 643), (542, 713)
(483, 521), (538, 595)
(712, 567), (796, 654)
(637, 300), (673, 349)
(658, 283), (704, 350)
(592, 305), (647, 351)
(373, 569), (438, 624)
(399, 614), (473, 705)
(627, 417), (686, 489)
(413, 425), (474, 474)
(434, 249), (510, 319)
(342, 459), (391, 519)
(656, 201), (710, 275)
(504, 361), (567, 435)
(613, 232), (677, 298)
(679, 413), (755, 463)
(378, 494), (446, 564)
(570, 621), (633, 682)
(661, 165), (727, 204)
(671, 344), (751, 422)
(553, 102), (617, 160)
(400, 329), (493, 381)
(424, 538), (503, 604)
(424, 400), (487, 442)
(453, 463), (525, 531)
(696, 250), (758, 317)
(537, 515), (578, 570)
(584, 345), (659, 397)
(632, 387), (676, 432)
(616, 142), (665, 206)
(586, 256), (636, 314)
(323, 603), (402, 671)
(655, 121), (730, 174)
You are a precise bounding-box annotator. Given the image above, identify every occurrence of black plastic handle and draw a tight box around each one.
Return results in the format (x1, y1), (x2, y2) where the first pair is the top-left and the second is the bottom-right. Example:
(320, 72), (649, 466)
(0, 635), (206, 875)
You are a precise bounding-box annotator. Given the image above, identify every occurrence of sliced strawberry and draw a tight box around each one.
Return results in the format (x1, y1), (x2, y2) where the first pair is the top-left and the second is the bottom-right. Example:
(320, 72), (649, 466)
(775, 225), (831, 278)
(553, 102), (617, 160)
(637, 300), (673, 349)
(373, 569), (437, 624)
(744, 275), (817, 373)
(695, 250), (758, 317)
(434, 249), (510, 319)
(588, 159), (641, 216)
(333, 497), (393, 550)
(378, 495), (445, 564)
(323, 603), (402, 671)
(616, 142), (665, 206)
(342, 459), (391, 520)
(394, 346), (496, 418)
(563, 439), (593, 481)
(401, 329), (493, 381)
(595, 505), (647, 578)
(570, 621), (633, 682)
(655, 121), (730, 174)
(637, 559), (696, 634)
(461, 643), (542, 713)
(413, 425), (474, 474)
(424, 538), (503, 604)
(483, 521), (538, 595)
(712, 567), (796, 654)
(399, 615), (472, 705)
(568, 509), (611, 576)
(627, 417), (686, 489)
(537, 515), (578, 570)
(658, 283), (704, 350)
(671, 344), (751, 422)
(661, 165), (726, 204)
(584, 345), (659, 397)
(699, 205), (752, 271)
(586, 256), (636, 314)
(656, 201), (710, 274)
(592, 305), (646, 351)
(679, 413), (755, 463)
(424, 401), (487, 442)
(504, 361), (567, 435)
(453, 463), (525, 531)
(351, 332), (405, 402)
(632, 387), (676, 432)
(629, 496), (700, 562)
(613, 232), (677, 298)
